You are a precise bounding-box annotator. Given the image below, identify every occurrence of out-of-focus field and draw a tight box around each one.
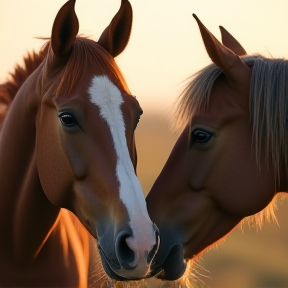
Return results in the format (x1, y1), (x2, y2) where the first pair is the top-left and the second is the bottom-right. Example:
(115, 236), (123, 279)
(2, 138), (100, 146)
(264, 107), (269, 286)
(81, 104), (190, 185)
(136, 112), (179, 195)
(136, 112), (288, 288)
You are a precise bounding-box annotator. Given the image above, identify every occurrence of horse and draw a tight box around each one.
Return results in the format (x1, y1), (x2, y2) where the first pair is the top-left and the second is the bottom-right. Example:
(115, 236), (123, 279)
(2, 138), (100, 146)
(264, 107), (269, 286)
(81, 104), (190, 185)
(146, 14), (288, 283)
(0, 0), (160, 286)
(0, 41), (155, 288)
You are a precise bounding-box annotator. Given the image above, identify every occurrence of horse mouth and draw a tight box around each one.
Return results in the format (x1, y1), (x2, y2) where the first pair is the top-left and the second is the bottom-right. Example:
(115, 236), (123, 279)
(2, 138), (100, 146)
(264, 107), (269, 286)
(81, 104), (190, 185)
(97, 245), (126, 281)
(150, 243), (187, 281)
(97, 244), (151, 281)
(97, 241), (186, 281)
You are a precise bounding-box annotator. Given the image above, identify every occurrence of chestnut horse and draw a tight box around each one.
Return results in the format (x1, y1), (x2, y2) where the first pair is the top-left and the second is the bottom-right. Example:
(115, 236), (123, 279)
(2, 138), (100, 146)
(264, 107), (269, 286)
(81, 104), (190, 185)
(0, 0), (160, 286)
(147, 15), (288, 282)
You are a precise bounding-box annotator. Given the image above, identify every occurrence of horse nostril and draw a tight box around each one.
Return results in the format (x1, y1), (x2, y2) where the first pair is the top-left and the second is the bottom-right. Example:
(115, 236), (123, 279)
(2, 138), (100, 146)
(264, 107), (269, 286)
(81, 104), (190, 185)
(115, 231), (136, 270)
(147, 224), (160, 263)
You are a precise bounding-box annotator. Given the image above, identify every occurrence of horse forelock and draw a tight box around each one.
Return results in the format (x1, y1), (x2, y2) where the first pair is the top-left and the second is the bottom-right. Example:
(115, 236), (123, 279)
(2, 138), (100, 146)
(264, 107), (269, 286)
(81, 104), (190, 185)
(173, 62), (222, 131)
(175, 54), (288, 228)
(42, 37), (130, 100)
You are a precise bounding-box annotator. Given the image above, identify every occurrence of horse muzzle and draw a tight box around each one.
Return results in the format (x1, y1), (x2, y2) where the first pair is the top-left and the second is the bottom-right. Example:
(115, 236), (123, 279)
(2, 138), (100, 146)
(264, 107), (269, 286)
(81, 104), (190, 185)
(97, 223), (160, 280)
(148, 226), (187, 280)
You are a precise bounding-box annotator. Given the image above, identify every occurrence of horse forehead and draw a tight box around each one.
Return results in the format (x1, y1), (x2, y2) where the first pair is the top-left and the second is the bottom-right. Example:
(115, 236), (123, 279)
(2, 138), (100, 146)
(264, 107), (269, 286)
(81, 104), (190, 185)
(65, 74), (138, 128)
(207, 76), (249, 120)
(87, 76), (140, 119)
(87, 75), (126, 117)
(69, 74), (120, 104)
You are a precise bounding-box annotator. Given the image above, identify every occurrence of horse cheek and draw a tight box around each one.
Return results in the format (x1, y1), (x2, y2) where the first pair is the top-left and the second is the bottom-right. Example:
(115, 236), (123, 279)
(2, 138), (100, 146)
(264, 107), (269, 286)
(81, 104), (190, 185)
(36, 106), (73, 208)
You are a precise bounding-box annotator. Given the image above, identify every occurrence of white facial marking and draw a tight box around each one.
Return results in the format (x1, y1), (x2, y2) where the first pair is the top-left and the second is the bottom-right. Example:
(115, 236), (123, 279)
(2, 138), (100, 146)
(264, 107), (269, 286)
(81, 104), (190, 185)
(88, 75), (155, 268)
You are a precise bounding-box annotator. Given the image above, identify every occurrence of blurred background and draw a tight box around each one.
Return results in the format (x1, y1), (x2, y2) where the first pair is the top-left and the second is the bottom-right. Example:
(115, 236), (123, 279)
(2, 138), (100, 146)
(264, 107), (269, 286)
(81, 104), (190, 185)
(1, 0), (288, 287)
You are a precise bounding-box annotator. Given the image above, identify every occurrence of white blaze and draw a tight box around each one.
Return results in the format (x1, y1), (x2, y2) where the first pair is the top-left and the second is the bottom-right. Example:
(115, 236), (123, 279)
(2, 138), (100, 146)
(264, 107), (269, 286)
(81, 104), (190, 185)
(88, 75), (155, 268)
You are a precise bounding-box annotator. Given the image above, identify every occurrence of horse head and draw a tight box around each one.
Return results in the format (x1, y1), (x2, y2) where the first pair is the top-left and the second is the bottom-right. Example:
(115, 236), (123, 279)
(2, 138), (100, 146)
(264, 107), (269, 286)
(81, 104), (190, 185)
(147, 15), (287, 281)
(38, 0), (160, 280)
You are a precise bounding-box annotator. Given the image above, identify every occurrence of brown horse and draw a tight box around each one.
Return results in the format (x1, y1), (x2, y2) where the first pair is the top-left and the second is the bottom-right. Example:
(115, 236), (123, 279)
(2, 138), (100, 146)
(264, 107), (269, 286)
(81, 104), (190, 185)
(0, 0), (160, 286)
(146, 14), (288, 282)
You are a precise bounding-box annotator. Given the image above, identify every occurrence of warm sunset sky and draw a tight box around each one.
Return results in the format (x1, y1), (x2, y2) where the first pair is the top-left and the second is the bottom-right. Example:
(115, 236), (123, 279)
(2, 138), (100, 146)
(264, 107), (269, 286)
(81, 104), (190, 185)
(1, 0), (288, 114)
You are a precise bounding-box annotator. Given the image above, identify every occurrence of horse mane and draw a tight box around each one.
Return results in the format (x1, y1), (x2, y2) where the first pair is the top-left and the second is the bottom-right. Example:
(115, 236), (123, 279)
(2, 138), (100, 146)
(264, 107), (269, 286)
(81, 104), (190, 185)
(41, 36), (130, 100)
(2, 44), (49, 100)
(175, 54), (288, 228)
(2, 35), (130, 103)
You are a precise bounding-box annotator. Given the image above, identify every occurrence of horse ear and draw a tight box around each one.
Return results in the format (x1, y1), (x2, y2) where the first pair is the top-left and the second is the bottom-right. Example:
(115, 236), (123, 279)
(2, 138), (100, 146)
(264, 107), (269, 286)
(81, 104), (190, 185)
(51, 0), (79, 58)
(193, 14), (251, 90)
(98, 0), (133, 57)
(219, 26), (247, 56)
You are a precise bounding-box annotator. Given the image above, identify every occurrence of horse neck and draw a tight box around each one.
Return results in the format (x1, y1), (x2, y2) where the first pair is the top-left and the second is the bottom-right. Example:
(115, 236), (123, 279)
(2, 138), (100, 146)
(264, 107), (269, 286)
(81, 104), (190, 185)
(0, 70), (60, 261)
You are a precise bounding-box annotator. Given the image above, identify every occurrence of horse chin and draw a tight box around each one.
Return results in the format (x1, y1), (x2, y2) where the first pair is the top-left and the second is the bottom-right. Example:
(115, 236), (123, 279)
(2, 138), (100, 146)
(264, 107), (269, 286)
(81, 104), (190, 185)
(97, 245), (126, 281)
(99, 255), (128, 281)
(143, 226), (187, 280)
(150, 243), (186, 281)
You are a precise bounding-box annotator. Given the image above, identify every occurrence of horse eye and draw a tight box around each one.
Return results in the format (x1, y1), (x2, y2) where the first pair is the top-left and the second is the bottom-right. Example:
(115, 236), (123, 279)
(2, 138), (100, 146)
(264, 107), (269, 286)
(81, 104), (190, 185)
(58, 112), (77, 127)
(191, 129), (213, 145)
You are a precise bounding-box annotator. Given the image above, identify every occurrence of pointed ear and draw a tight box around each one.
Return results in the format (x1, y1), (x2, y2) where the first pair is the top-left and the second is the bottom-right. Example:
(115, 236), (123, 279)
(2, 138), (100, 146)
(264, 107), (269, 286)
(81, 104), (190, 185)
(51, 0), (79, 58)
(193, 14), (251, 90)
(219, 26), (247, 56)
(98, 0), (133, 57)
